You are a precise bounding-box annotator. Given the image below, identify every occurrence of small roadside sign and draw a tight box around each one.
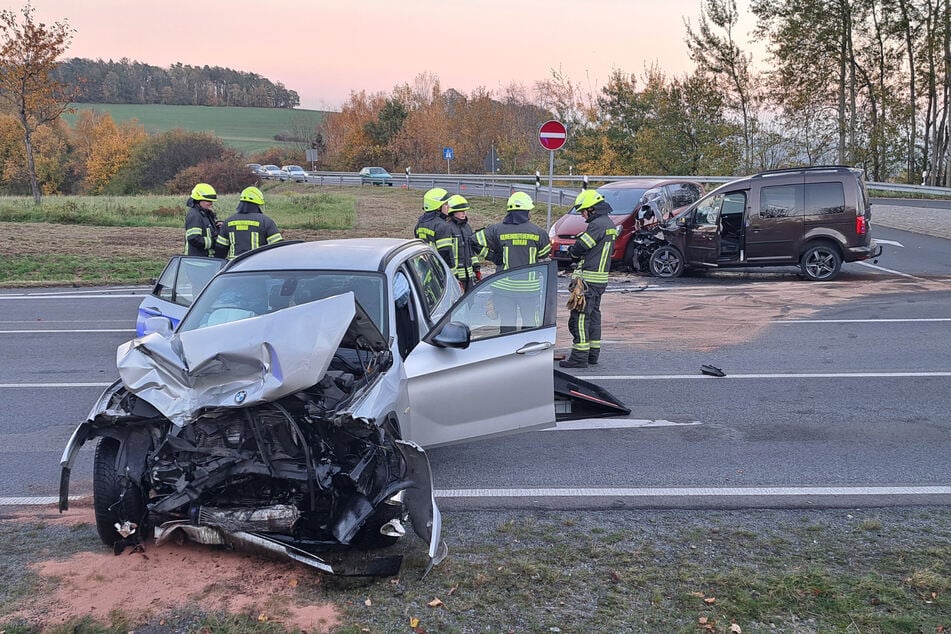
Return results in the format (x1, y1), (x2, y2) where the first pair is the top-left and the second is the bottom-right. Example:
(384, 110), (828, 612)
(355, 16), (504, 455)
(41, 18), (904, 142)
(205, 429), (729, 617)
(538, 120), (567, 151)
(443, 147), (454, 160)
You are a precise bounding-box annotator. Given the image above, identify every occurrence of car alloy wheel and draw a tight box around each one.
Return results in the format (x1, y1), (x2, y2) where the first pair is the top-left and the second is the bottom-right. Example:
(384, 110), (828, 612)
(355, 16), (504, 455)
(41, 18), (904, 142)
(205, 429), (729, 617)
(648, 245), (684, 278)
(800, 244), (842, 281)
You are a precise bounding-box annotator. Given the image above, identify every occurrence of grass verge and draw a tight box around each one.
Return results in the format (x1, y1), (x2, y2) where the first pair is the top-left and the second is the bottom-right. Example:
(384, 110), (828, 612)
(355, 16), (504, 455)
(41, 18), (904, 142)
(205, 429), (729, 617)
(1, 507), (948, 633)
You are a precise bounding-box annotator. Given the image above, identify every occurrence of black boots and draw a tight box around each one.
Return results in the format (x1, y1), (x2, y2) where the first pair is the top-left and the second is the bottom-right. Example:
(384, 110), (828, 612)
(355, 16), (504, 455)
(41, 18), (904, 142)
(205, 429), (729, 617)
(559, 350), (589, 368)
(587, 348), (600, 365)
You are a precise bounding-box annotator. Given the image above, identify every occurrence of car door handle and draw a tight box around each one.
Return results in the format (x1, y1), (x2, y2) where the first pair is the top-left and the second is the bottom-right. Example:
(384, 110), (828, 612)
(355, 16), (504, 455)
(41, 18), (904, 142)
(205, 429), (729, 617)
(516, 341), (553, 355)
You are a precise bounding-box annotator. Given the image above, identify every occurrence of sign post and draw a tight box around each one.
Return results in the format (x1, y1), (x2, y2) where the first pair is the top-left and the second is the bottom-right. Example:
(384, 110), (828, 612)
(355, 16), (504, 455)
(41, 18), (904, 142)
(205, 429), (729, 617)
(443, 147), (454, 174)
(538, 120), (567, 230)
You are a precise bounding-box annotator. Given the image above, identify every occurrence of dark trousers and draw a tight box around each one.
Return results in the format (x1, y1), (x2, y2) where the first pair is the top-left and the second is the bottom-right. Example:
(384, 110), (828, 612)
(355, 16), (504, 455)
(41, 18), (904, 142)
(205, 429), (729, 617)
(567, 282), (605, 352)
(493, 289), (541, 334)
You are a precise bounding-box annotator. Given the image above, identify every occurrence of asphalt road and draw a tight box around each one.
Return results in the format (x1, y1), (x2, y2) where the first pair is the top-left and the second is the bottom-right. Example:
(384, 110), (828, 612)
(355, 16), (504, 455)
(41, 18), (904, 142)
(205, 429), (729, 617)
(0, 227), (949, 509)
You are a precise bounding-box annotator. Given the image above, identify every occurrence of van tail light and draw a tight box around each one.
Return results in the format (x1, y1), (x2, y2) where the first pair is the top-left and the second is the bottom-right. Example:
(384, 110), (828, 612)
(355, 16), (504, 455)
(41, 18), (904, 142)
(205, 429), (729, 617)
(856, 216), (868, 235)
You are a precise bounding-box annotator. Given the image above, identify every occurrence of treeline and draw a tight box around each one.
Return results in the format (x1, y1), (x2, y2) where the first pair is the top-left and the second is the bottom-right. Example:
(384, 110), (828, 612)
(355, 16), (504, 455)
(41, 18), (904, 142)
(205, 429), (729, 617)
(52, 58), (300, 109)
(318, 0), (951, 187)
(0, 110), (303, 197)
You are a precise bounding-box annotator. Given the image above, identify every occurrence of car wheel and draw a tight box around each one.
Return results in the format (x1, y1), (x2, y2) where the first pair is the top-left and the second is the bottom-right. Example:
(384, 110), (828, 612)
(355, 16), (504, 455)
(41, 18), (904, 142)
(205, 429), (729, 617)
(800, 244), (842, 281)
(93, 437), (147, 546)
(648, 245), (684, 278)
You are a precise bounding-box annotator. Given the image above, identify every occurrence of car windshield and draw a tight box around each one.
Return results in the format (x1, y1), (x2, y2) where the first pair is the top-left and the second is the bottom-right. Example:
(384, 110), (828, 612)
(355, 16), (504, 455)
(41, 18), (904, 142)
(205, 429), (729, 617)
(570, 187), (648, 215)
(178, 270), (387, 336)
(369, 168), (387, 175)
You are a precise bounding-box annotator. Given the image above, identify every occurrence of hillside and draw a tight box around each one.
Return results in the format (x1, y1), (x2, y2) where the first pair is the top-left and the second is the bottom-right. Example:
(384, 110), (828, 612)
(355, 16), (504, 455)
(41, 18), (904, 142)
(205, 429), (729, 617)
(62, 103), (331, 154)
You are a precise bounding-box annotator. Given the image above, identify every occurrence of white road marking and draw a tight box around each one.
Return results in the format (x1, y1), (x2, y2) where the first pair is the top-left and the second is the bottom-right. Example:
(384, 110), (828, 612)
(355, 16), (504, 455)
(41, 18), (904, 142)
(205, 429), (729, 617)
(0, 293), (145, 300)
(0, 383), (111, 388)
(855, 260), (919, 278)
(9, 486), (948, 507)
(775, 318), (951, 323)
(582, 372), (951, 380)
(544, 418), (700, 431)
(434, 485), (951, 498)
(0, 496), (82, 506)
(0, 329), (131, 334)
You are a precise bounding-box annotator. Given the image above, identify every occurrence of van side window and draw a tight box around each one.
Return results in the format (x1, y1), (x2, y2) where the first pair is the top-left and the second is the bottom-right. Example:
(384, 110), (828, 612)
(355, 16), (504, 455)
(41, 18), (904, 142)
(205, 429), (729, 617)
(760, 185), (801, 219)
(693, 194), (722, 226)
(805, 182), (845, 215)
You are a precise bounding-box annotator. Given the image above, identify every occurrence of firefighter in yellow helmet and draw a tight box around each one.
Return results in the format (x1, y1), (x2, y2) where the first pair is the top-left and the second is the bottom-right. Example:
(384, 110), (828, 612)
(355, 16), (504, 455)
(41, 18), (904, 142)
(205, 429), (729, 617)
(560, 188), (617, 368)
(214, 186), (283, 259)
(184, 183), (220, 257)
(435, 194), (480, 290)
(414, 187), (451, 245)
(472, 191), (551, 333)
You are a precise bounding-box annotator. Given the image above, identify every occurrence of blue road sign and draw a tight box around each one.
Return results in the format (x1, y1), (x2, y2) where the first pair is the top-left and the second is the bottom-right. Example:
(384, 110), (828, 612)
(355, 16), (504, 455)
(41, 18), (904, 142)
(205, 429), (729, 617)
(443, 147), (454, 160)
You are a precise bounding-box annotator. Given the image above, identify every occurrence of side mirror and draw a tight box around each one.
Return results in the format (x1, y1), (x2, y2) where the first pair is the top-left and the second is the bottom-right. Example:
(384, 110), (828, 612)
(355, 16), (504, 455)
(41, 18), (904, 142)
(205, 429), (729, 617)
(431, 321), (471, 349)
(676, 215), (688, 227)
(143, 316), (174, 337)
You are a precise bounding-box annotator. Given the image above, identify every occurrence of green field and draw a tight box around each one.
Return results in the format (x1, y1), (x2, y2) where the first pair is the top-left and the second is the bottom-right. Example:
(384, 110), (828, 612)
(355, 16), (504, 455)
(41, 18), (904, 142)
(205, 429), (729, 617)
(62, 103), (331, 154)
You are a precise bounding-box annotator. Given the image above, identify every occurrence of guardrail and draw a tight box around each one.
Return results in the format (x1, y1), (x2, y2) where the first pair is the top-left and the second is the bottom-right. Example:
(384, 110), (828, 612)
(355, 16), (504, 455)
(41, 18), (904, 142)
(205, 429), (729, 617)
(280, 171), (951, 201)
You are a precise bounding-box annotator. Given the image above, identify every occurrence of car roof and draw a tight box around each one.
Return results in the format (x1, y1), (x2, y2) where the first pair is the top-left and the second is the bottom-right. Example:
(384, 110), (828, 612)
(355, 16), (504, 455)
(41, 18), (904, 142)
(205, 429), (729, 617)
(225, 238), (426, 274)
(598, 178), (698, 190)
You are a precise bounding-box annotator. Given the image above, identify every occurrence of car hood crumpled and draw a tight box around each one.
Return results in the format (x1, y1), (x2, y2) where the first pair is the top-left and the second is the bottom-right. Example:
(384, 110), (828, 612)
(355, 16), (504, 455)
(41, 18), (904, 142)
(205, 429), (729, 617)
(116, 292), (386, 427)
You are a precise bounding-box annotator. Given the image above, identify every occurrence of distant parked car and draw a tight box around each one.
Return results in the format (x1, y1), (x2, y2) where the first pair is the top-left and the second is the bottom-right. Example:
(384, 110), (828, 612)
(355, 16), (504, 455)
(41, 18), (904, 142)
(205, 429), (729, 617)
(246, 163), (265, 176)
(359, 166), (394, 186)
(261, 165), (288, 181)
(282, 165), (308, 182)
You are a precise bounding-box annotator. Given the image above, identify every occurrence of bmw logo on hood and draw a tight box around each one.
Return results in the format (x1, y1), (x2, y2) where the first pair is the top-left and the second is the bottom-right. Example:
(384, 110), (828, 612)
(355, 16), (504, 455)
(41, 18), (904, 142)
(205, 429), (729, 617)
(234, 390), (247, 404)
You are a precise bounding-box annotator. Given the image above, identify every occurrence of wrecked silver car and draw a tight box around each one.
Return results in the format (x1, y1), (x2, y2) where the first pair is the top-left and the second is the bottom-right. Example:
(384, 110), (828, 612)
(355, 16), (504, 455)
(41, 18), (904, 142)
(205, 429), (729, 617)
(59, 238), (629, 575)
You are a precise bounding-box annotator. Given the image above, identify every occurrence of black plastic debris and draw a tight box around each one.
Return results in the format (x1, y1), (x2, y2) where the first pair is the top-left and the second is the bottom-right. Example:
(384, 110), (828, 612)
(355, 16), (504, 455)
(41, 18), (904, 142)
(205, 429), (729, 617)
(700, 364), (726, 377)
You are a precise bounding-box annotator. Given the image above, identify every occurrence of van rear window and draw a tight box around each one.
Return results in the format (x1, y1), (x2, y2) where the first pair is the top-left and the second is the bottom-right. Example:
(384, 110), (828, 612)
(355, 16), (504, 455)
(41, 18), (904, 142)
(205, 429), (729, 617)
(805, 182), (846, 215)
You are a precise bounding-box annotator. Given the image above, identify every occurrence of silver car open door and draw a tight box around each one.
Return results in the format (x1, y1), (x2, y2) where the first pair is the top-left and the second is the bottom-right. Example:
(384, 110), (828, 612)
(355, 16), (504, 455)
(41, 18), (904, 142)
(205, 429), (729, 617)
(403, 260), (559, 447)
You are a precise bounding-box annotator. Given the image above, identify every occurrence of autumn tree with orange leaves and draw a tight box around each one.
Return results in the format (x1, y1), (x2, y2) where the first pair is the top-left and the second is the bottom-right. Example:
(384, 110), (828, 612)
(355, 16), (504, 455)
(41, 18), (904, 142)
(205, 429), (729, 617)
(0, 3), (77, 203)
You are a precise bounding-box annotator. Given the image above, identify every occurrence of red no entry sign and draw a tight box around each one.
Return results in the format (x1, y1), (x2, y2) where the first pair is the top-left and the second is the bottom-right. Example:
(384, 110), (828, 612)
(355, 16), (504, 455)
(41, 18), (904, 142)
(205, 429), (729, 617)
(538, 120), (567, 151)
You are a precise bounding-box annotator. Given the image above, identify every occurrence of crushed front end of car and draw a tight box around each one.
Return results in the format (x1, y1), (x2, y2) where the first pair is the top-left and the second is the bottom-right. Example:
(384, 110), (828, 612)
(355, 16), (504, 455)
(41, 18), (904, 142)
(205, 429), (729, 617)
(60, 294), (446, 576)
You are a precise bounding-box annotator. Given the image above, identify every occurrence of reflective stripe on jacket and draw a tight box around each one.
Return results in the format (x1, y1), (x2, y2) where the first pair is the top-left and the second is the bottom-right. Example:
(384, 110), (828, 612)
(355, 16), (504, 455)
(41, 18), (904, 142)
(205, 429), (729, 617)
(473, 215), (551, 292)
(184, 203), (219, 257)
(569, 202), (616, 285)
(215, 205), (282, 259)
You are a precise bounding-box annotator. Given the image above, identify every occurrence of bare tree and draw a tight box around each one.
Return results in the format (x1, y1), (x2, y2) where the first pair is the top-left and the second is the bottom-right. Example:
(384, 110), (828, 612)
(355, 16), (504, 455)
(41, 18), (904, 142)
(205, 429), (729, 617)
(0, 3), (76, 203)
(685, 0), (758, 171)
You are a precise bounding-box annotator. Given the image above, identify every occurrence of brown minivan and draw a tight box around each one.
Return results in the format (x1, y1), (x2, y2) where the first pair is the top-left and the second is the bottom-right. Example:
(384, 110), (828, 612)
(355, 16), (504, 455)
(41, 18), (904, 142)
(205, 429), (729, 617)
(640, 166), (884, 281)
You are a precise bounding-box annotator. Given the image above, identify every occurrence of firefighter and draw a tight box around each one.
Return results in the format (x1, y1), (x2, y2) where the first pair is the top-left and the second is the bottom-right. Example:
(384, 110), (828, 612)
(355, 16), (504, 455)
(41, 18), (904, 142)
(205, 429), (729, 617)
(184, 183), (220, 257)
(414, 187), (451, 245)
(560, 189), (617, 368)
(214, 186), (283, 259)
(435, 194), (480, 290)
(472, 191), (551, 333)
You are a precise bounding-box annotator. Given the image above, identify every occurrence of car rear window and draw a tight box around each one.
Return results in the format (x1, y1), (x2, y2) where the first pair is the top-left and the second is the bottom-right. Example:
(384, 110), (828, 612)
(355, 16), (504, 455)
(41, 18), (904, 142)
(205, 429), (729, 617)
(571, 188), (647, 215)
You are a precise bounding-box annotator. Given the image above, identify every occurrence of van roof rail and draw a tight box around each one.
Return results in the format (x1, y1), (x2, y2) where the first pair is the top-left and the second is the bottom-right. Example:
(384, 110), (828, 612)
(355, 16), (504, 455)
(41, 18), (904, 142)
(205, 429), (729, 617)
(752, 165), (857, 179)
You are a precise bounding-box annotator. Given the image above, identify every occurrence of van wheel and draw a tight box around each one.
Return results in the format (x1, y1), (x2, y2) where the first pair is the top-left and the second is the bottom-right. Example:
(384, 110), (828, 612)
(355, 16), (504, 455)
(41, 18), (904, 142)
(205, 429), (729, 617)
(649, 245), (684, 278)
(93, 438), (147, 546)
(800, 245), (842, 281)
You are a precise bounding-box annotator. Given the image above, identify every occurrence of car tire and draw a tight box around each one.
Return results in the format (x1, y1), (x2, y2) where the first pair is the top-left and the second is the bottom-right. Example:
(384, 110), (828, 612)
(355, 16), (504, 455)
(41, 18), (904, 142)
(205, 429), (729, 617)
(800, 244), (842, 281)
(93, 437), (147, 546)
(648, 245), (684, 278)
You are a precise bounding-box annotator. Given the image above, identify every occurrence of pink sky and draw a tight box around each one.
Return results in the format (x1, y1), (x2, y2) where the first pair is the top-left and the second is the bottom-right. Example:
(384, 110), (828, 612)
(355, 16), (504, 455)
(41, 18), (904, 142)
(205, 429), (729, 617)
(22, 0), (759, 111)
